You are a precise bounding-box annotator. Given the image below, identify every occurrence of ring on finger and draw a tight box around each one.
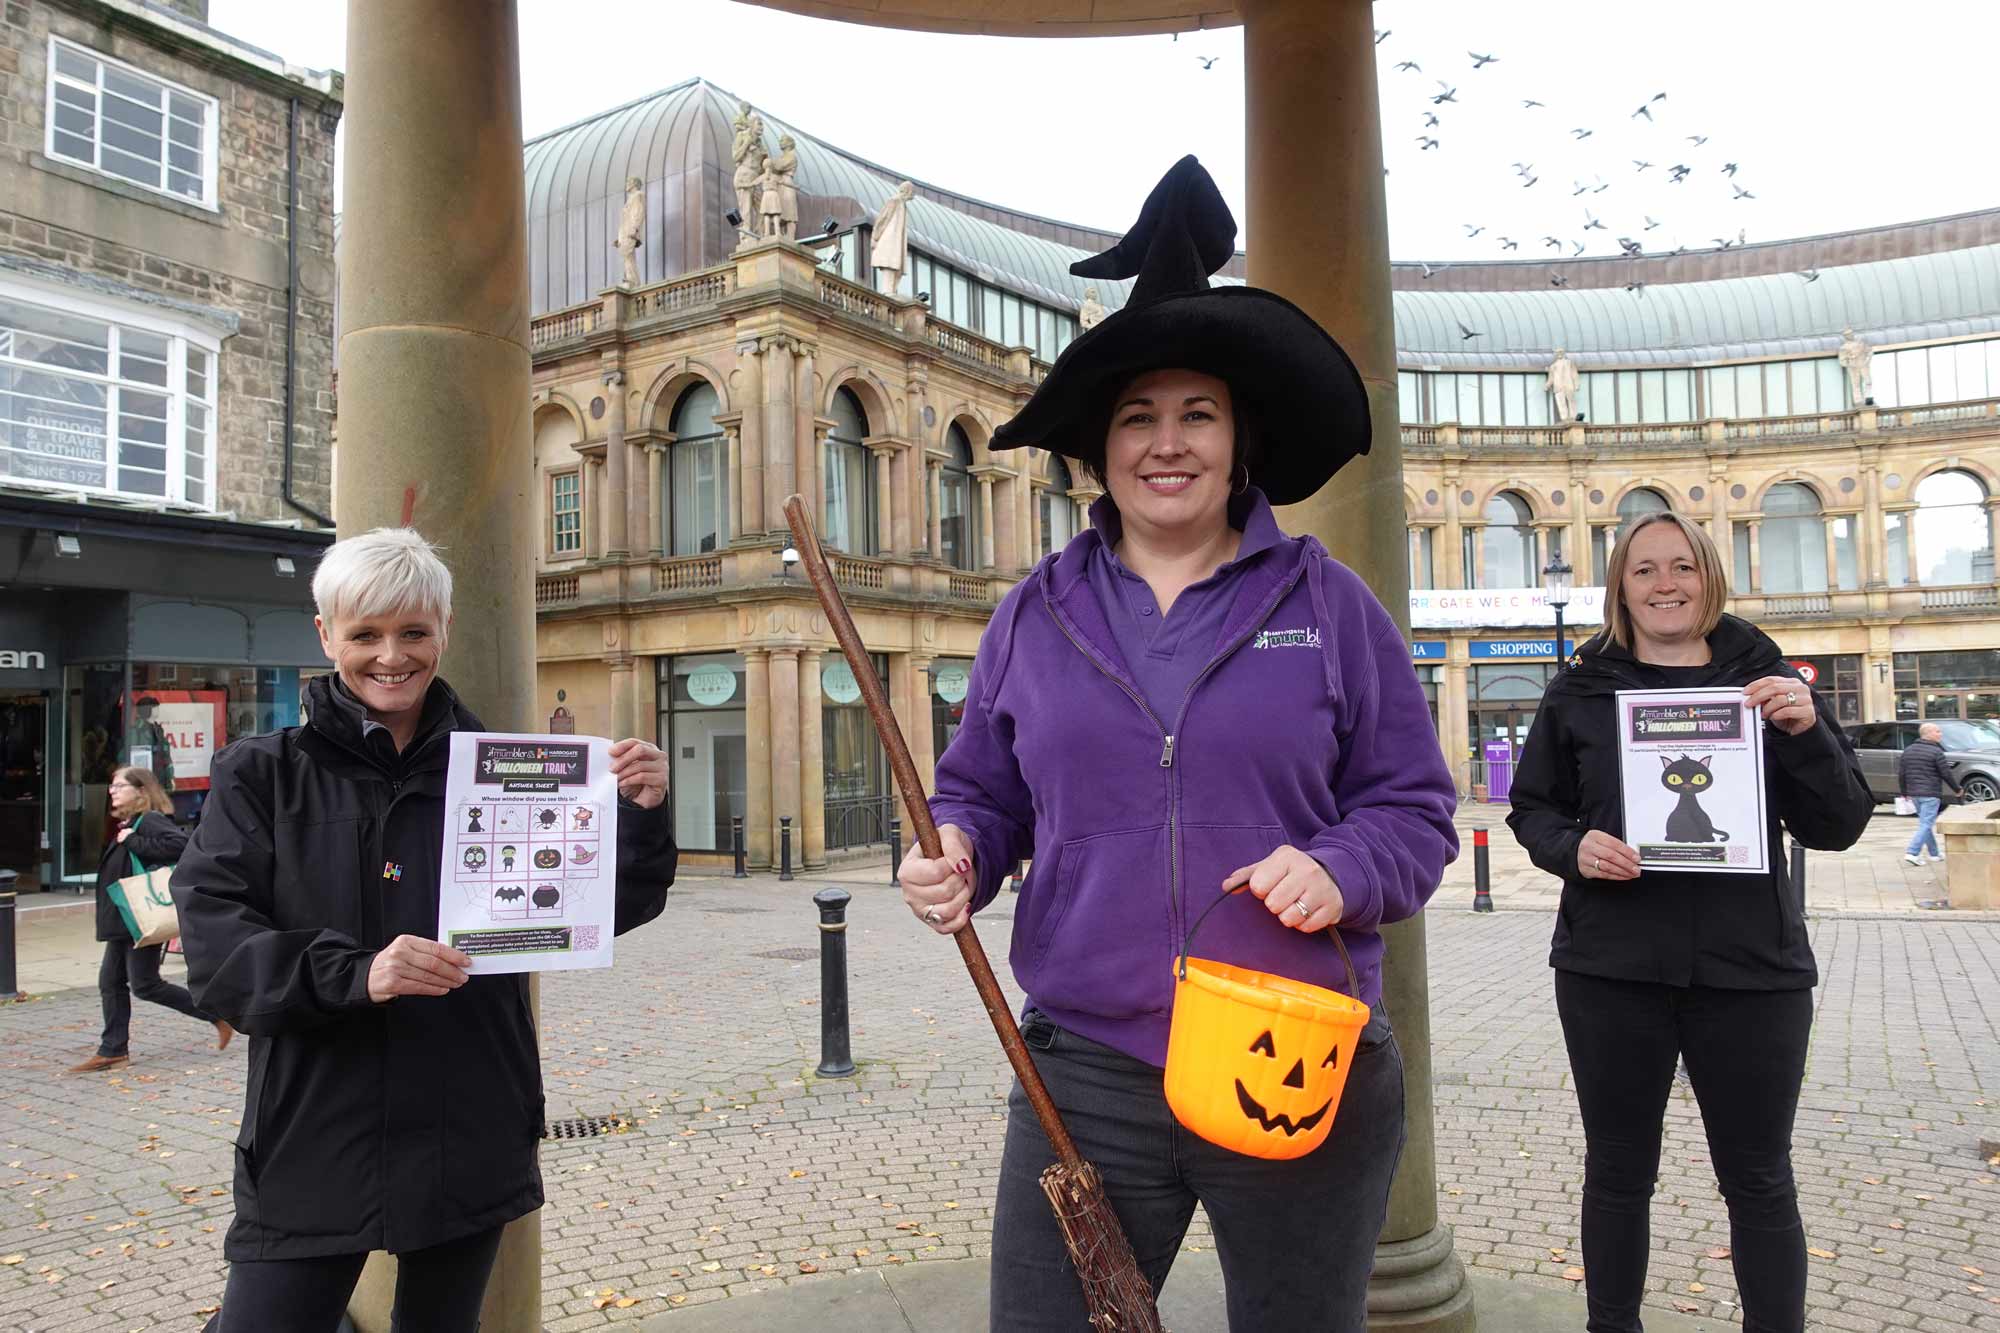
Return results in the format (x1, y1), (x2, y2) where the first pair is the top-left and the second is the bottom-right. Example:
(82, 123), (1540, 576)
(924, 907), (941, 925)
(1594, 856), (1602, 873)
(1291, 900), (1311, 917)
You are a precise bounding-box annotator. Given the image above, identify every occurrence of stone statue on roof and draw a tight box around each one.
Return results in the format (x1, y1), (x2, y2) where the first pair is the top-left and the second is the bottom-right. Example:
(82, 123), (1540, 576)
(871, 181), (916, 298)
(768, 135), (800, 241)
(1546, 347), (1580, 422)
(757, 153), (785, 239)
(613, 176), (644, 287)
(1077, 285), (1108, 331)
(1838, 326), (1873, 405)
(730, 101), (766, 234)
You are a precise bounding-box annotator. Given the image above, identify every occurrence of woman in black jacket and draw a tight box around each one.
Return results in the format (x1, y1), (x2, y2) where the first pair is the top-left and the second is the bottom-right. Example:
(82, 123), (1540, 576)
(69, 764), (229, 1073)
(1508, 512), (1872, 1333)
(173, 528), (679, 1333)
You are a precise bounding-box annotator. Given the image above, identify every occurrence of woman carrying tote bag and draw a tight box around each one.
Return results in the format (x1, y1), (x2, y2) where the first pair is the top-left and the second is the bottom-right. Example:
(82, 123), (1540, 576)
(68, 765), (232, 1073)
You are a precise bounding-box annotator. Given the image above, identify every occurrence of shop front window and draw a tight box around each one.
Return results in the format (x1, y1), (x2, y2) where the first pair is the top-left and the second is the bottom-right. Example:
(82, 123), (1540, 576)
(823, 654), (889, 851)
(1792, 654), (1862, 725)
(657, 654), (746, 854)
(1891, 649), (2000, 724)
(930, 658), (974, 772)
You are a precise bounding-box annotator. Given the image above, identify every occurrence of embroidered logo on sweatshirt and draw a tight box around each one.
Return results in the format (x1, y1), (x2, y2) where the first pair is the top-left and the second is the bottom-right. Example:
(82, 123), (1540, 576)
(1253, 626), (1322, 650)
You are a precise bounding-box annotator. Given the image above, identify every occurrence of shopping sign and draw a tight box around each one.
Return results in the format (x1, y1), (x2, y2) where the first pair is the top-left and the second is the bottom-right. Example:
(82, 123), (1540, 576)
(129, 690), (227, 791)
(1787, 660), (1819, 685)
(1410, 586), (1608, 630)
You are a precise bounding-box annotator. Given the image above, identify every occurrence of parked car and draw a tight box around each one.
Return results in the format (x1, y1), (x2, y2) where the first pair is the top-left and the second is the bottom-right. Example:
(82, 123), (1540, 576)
(1844, 719), (2000, 804)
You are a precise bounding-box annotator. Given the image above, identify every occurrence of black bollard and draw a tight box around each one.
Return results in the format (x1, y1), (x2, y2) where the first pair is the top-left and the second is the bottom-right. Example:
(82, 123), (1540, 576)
(1790, 838), (1807, 914)
(813, 888), (856, 1077)
(1472, 828), (1493, 912)
(732, 817), (747, 879)
(889, 816), (902, 887)
(779, 816), (794, 882)
(0, 876), (19, 1001)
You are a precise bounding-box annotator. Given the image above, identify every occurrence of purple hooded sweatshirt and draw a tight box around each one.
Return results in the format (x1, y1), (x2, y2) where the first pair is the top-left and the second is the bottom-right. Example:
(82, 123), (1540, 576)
(929, 499), (1460, 1067)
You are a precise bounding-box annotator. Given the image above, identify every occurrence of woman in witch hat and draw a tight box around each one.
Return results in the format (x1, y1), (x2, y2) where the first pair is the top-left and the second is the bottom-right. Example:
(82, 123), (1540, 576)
(900, 156), (1459, 1330)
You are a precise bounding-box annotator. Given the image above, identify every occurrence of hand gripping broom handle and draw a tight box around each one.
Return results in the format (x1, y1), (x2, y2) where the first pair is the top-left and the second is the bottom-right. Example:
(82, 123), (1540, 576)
(784, 496), (1087, 1174)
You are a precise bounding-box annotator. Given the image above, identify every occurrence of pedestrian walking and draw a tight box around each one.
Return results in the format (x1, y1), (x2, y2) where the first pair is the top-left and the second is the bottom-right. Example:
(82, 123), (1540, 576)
(1508, 511), (1873, 1333)
(1898, 722), (1959, 865)
(173, 528), (680, 1333)
(898, 157), (1459, 1331)
(67, 765), (229, 1074)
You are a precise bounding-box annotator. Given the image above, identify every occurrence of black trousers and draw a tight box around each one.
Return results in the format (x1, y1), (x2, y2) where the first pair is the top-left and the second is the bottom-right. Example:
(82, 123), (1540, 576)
(97, 936), (210, 1057)
(213, 1225), (504, 1333)
(1554, 971), (1813, 1333)
(989, 1009), (1405, 1331)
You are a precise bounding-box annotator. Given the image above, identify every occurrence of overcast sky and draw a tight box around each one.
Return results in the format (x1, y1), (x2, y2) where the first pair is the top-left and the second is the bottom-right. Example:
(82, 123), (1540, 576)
(210, 0), (1999, 263)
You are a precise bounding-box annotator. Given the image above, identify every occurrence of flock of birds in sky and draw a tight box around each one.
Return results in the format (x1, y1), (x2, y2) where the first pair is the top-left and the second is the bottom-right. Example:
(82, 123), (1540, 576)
(1185, 25), (1821, 312)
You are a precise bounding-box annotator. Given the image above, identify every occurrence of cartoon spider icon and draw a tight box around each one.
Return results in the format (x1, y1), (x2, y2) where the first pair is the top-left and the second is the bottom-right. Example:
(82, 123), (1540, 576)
(535, 808), (560, 830)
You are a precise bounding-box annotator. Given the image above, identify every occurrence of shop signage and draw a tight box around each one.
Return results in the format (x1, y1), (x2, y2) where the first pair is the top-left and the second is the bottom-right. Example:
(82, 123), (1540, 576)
(1788, 660), (1819, 685)
(822, 661), (861, 704)
(129, 690), (226, 791)
(933, 663), (971, 704)
(1470, 638), (1574, 661)
(1409, 640), (1447, 661)
(1410, 586), (1607, 630)
(685, 664), (737, 707)
(0, 648), (47, 669)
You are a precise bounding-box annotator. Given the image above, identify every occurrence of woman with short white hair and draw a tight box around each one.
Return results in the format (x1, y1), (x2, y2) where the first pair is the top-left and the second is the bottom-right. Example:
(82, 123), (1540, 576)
(174, 527), (678, 1332)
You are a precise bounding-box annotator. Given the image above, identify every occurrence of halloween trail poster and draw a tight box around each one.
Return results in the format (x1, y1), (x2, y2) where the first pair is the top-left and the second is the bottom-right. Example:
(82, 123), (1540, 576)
(1614, 687), (1769, 875)
(436, 732), (619, 972)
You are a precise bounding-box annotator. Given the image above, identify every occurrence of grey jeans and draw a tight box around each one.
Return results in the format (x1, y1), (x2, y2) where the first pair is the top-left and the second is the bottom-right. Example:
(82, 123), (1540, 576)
(989, 1008), (1405, 1331)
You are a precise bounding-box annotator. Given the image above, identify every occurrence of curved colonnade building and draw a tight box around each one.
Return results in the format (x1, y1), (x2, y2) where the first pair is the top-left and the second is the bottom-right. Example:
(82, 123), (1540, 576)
(521, 79), (2000, 863)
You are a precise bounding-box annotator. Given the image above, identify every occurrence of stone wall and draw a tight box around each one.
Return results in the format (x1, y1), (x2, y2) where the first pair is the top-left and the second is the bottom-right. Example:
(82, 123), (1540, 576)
(0, 0), (340, 524)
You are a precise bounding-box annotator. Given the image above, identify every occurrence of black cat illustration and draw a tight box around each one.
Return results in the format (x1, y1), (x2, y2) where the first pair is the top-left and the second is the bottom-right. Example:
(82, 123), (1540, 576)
(465, 807), (484, 833)
(1660, 753), (1729, 843)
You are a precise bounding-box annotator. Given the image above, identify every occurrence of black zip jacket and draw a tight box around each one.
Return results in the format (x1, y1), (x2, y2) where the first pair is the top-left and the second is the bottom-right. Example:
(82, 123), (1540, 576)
(94, 813), (189, 943)
(1507, 615), (1872, 990)
(1896, 739), (1959, 801)
(172, 674), (677, 1260)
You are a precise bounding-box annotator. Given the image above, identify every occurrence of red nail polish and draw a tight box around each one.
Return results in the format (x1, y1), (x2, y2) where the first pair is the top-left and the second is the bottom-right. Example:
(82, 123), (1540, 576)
(956, 859), (971, 875)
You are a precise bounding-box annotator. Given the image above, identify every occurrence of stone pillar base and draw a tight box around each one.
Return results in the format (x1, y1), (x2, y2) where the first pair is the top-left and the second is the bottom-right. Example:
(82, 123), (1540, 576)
(1368, 1224), (1476, 1330)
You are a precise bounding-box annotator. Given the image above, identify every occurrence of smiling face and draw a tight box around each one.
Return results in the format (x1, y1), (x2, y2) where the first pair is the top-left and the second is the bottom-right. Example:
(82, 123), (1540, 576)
(316, 606), (448, 725)
(1101, 368), (1237, 544)
(1620, 521), (1705, 653)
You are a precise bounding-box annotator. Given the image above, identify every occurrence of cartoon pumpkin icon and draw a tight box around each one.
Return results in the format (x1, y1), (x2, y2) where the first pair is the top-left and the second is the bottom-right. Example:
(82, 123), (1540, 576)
(532, 847), (562, 870)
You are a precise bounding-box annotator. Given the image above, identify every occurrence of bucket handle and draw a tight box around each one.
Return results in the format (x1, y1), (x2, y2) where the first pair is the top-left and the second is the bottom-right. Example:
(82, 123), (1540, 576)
(1177, 882), (1361, 1000)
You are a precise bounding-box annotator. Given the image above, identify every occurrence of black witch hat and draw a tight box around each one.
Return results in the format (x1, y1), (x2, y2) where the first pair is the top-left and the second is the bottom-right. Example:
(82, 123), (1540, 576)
(988, 156), (1371, 506)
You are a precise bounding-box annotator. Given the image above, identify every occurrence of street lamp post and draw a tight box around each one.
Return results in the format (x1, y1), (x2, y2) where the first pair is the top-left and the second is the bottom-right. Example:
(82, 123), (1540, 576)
(1544, 553), (1574, 667)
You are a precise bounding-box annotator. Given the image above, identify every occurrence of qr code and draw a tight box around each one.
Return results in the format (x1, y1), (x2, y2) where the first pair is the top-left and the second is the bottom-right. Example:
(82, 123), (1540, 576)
(572, 925), (600, 952)
(1727, 846), (1749, 865)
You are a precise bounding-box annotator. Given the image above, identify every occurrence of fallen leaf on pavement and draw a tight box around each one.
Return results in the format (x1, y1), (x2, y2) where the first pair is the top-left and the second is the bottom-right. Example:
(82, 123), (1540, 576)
(0, 1256), (21, 1265)
(1672, 1300), (1699, 1314)
(1688, 1282), (1706, 1293)
(1806, 1247), (1837, 1260)
(798, 1261), (818, 1273)
(1967, 1267), (1987, 1277)
(1706, 1246), (1730, 1259)
(615, 1297), (639, 1308)
(1562, 1267), (1585, 1282)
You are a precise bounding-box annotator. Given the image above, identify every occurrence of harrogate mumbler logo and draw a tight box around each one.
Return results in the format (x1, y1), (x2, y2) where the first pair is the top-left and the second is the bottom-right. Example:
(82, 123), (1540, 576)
(1253, 626), (1322, 650)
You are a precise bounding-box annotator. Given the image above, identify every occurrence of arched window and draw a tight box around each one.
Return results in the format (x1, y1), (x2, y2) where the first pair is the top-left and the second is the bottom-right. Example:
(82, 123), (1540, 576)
(1760, 482), (1827, 594)
(941, 424), (978, 571)
(1912, 469), (1994, 585)
(1593, 487), (1671, 581)
(1039, 454), (1075, 558)
(822, 388), (875, 554)
(667, 383), (729, 556)
(1475, 491), (1535, 589)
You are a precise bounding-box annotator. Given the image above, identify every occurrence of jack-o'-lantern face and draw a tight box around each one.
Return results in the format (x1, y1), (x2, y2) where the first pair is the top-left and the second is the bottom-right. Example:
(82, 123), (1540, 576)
(1234, 1027), (1339, 1138)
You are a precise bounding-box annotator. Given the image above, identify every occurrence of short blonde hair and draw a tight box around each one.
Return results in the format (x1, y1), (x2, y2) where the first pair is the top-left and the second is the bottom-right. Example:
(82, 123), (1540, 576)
(311, 527), (453, 628)
(1604, 511), (1729, 650)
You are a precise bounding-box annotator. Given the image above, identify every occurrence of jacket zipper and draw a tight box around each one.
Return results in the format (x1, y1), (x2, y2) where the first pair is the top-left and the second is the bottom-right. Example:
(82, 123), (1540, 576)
(1044, 560), (1309, 959)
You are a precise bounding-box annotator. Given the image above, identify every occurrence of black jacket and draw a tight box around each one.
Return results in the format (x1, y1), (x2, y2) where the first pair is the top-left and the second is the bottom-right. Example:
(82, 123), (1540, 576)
(1507, 616), (1872, 990)
(94, 813), (189, 943)
(173, 675), (677, 1260)
(1896, 739), (1959, 801)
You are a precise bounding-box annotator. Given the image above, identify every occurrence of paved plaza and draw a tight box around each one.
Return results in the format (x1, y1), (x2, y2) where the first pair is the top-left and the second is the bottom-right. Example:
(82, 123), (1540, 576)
(2, 812), (1997, 1331)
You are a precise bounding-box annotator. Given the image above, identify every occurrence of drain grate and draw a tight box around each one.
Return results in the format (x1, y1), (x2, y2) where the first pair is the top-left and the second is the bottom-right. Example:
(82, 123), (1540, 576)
(753, 947), (818, 961)
(544, 1113), (628, 1141)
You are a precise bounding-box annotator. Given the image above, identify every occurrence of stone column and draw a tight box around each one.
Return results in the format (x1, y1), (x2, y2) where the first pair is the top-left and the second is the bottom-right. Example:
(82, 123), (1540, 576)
(1028, 478), (1044, 565)
(1570, 472), (1592, 574)
(888, 446), (912, 554)
(1440, 471), (1464, 587)
(338, 2), (539, 1327)
(800, 648), (827, 869)
(1823, 517), (1842, 592)
(745, 649), (772, 868)
(1240, 0), (1471, 1325)
(908, 654), (936, 792)
(794, 346), (819, 527)
(723, 425), (741, 543)
(590, 458), (607, 557)
(927, 461), (944, 560)
(608, 653), (635, 740)
(1441, 642), (1472, 793)
(1468, 526), (1487, 588)
(579, 453), (600, 560)
(769, 648), (802, 864)
(1862, 455), (1887, 588)
(888, 652), (920, 811)
(1747, 520), (1762, 592)
(602, 365), (629, 559)
(977, 475), (997, 569)
(872, 446), (895, 555)
(762, 339), (796, 533)
(645, 442), (666, 557)
(738, 342), (764, 538)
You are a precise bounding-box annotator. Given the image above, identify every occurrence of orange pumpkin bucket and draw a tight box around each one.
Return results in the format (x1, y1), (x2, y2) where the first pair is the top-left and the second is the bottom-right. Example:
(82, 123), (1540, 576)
(1163, 887), (1370, 1160)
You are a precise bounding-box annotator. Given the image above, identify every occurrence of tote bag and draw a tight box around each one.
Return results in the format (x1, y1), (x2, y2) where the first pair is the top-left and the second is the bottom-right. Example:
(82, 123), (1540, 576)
(1893, 796), (1917, 817)
(106, 815), (180, 947)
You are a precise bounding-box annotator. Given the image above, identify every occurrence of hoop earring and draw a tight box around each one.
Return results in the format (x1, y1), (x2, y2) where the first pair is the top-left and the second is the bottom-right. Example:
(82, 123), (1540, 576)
(1231, 463), (1250, 497)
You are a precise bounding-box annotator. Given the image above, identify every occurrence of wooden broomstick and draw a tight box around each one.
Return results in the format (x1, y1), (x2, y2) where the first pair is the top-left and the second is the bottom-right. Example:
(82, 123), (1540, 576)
(784, 495), (1161, 1332)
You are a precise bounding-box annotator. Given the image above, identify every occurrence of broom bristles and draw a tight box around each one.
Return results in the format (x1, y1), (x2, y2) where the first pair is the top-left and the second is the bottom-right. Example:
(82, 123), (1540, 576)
(1040, 1160), (1165, 1333)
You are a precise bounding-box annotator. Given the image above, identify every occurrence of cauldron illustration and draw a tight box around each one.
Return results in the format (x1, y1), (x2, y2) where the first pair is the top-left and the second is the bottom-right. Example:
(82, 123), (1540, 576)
(532, 885), (561, 909)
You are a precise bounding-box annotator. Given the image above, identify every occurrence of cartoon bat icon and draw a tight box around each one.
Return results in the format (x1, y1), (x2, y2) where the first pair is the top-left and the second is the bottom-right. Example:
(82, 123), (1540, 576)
(494, 886), (524, 903)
